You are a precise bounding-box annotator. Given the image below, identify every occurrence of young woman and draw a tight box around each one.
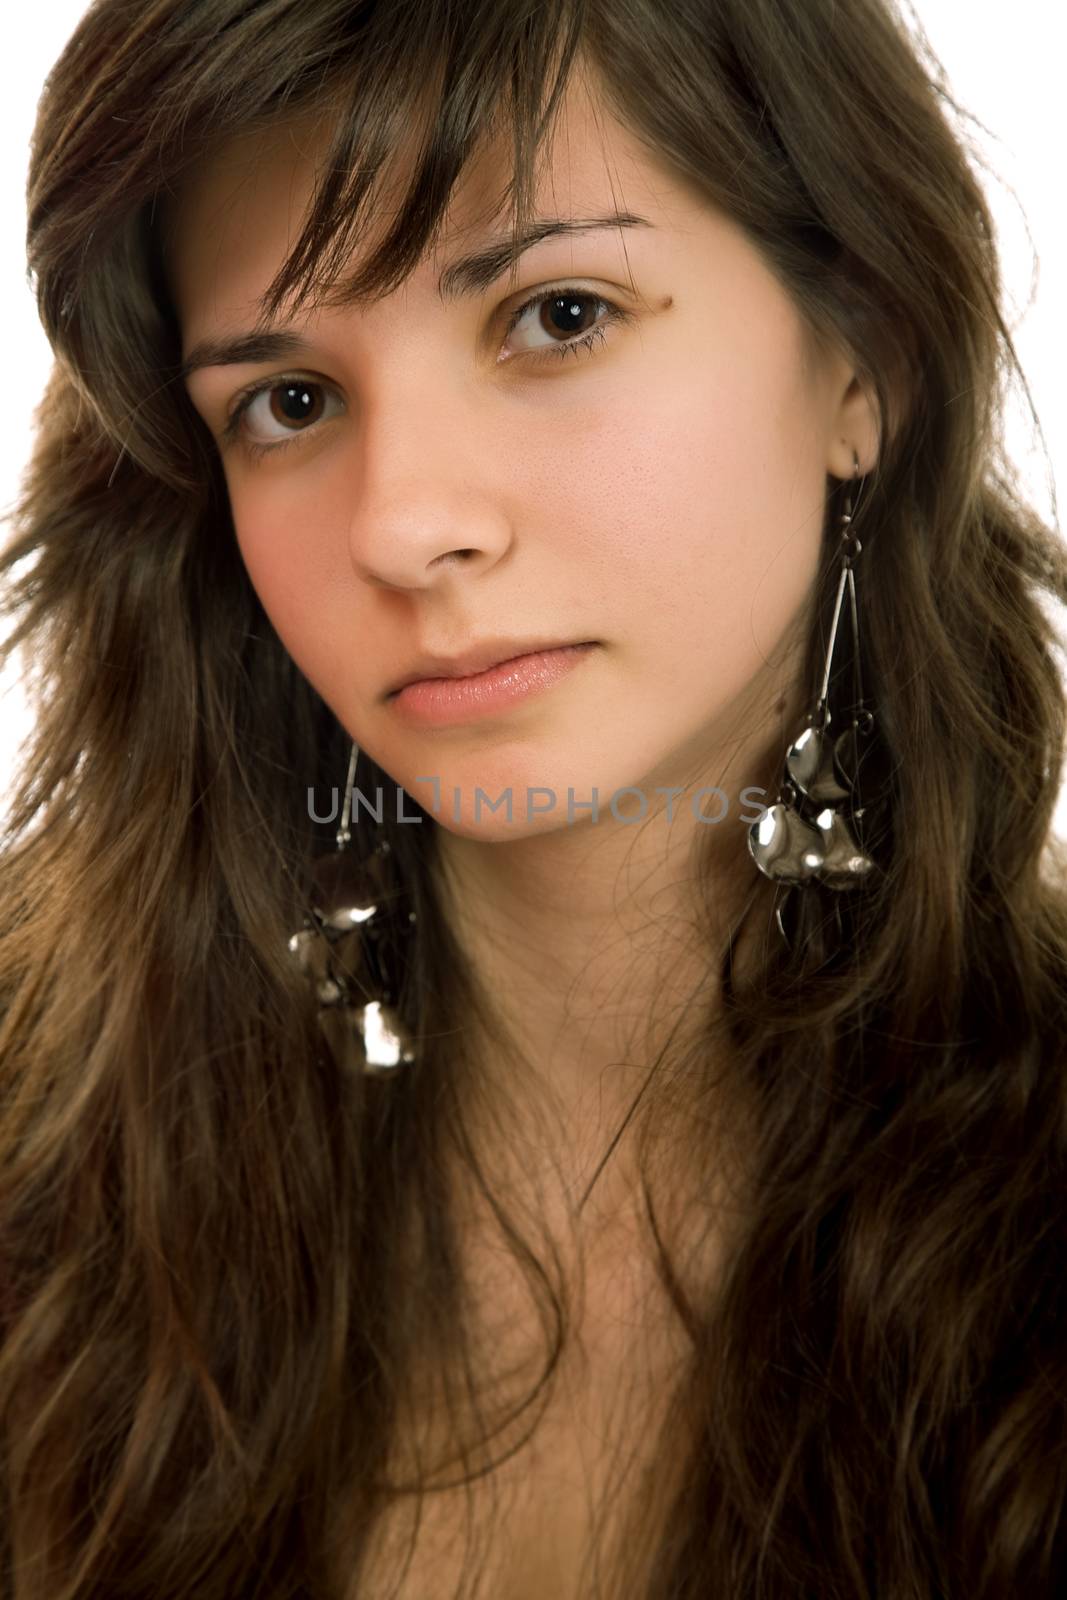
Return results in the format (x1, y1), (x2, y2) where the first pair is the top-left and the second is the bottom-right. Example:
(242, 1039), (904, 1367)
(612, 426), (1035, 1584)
(2, 0), (1066, 1595)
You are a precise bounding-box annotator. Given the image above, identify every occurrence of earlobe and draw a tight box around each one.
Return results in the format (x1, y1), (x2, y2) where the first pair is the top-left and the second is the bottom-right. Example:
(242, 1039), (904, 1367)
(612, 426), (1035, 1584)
(827, 374), (882, 480)
(842, 333), (917, 476)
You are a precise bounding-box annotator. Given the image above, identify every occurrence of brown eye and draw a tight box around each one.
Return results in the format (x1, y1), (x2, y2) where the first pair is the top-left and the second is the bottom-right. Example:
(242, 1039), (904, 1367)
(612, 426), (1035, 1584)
(223, 376), (344, 460)
(501, 286), (630, 365)
(536, 293), (601, 340)
(259, 381), (326, 433)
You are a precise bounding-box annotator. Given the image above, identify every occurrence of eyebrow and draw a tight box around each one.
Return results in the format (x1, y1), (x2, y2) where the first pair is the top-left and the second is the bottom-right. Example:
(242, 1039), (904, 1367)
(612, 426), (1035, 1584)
(180, 211), (652, 379)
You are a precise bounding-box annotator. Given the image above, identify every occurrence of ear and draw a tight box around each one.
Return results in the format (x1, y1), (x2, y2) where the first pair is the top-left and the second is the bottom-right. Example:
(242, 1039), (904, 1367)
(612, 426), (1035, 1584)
(826, 372), (881, 480)
(826, 328), (917, 480)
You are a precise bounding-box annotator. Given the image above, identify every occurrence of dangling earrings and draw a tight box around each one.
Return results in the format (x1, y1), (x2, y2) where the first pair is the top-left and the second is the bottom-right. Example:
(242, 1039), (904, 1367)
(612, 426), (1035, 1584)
(286, 740), (418, 1073)
(748, 448), (880, 946)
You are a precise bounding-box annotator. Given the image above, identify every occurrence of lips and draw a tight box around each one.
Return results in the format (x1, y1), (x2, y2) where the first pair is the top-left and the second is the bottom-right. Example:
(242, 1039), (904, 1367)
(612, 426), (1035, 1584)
(386, 639), (597, 696)
(386, 642), (600, 727)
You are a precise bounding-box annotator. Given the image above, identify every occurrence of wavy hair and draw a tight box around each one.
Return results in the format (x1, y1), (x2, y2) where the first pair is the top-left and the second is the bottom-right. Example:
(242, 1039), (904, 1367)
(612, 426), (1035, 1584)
(3, 0), (1067, 1594)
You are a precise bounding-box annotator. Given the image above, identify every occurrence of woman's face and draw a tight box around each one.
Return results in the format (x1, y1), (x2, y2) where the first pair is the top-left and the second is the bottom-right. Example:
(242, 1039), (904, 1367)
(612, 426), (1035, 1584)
(171, 66), (876, 840)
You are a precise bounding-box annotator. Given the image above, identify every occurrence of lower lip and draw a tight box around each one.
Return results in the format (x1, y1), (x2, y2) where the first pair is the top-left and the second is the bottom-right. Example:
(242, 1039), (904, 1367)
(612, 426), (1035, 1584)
(389, 643), (598, 727)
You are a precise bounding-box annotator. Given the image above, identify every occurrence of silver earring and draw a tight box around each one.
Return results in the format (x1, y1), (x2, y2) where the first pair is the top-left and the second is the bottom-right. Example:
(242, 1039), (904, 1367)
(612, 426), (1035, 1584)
(287, 740), (418, 1073)
(748, 449), (879, 946)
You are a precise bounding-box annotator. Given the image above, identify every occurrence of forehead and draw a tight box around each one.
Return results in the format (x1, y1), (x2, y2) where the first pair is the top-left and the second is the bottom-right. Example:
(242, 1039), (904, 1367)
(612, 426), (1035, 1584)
(166, 66), (684, 341)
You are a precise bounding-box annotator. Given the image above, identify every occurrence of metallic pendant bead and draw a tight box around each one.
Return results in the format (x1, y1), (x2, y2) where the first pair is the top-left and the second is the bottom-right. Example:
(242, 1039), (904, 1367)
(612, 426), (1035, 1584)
(286, 837), (417, 1073)
(307, 848), (382, 933)
(287, 742), (418, 1071)
(785, 722), (851, 806)
(358, 1000), (416, 1071)
(749, 455), (882, 924)
(748, 802), (826, 882)
(316, 998), (414, 1075)
(812, 808), (876, 889)
(286, 923), (351, 1007)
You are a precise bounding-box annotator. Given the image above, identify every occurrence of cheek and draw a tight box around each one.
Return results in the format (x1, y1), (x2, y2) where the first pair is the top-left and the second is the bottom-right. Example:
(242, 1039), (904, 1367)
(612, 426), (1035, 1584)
(231, 492), (360, 695)
(524, 360), (827, 667)
(230, 505), (371, 732)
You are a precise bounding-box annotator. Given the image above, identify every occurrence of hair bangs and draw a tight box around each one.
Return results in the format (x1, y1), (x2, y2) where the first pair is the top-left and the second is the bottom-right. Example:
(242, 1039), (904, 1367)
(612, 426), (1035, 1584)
(245, 0), (589, 329)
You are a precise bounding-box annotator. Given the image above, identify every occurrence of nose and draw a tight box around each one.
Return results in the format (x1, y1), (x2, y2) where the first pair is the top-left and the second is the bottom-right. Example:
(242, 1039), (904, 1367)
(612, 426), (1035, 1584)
(343, 399), (513, 591)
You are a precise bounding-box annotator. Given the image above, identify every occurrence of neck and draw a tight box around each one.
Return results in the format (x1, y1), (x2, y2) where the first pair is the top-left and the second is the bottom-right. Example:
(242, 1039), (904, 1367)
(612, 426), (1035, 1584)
(429, 742), (777, 1234)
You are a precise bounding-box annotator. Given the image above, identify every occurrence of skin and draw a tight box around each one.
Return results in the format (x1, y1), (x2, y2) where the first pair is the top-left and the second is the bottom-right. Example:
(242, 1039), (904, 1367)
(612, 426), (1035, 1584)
(169, 60), (881, 1234)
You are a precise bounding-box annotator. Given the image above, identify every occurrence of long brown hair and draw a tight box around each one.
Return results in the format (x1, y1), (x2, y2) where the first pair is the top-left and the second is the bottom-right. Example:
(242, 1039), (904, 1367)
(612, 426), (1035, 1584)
(3, 0), (1067, 1594)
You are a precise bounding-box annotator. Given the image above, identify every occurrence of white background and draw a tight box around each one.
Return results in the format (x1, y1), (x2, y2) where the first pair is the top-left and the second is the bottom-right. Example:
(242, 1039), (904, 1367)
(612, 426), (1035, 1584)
(1, 2), (1063, 835)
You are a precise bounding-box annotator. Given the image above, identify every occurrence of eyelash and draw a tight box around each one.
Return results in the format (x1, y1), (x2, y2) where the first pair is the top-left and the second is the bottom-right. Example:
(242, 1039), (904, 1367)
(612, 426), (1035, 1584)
(219, 285), (632, 464)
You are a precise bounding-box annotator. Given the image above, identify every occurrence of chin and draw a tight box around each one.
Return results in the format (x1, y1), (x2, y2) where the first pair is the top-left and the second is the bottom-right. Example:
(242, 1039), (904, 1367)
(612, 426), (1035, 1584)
(425, 796), (599, 842)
